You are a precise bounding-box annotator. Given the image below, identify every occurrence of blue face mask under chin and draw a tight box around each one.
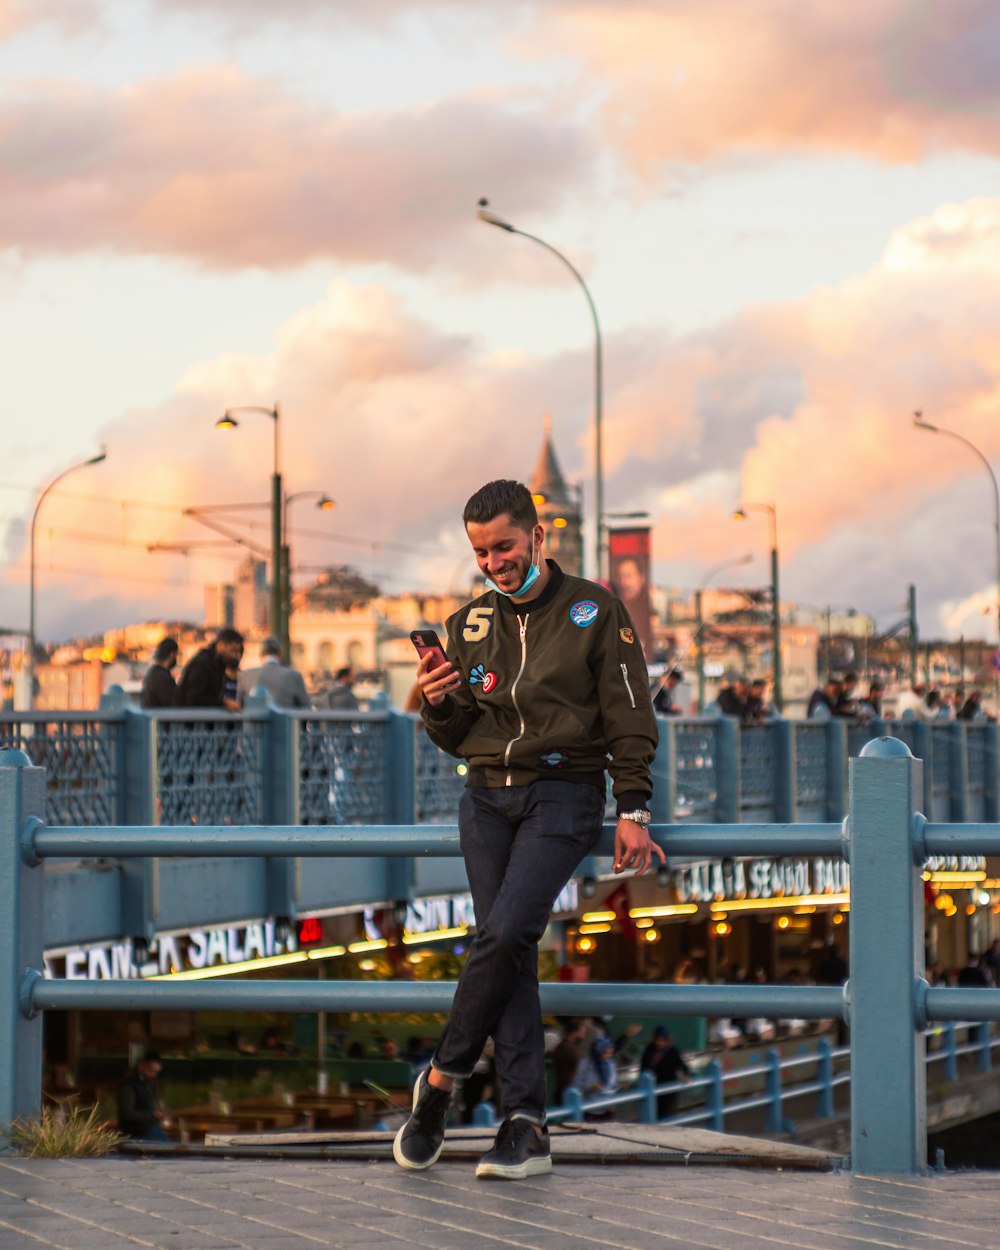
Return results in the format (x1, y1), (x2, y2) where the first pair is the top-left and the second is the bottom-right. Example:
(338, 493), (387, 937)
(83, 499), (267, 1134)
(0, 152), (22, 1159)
(485, 539), (541, 599)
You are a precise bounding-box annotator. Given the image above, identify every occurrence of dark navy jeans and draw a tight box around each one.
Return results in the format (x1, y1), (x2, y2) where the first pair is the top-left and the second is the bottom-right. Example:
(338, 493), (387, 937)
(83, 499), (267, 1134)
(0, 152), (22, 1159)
(432, 780), (605, 1122)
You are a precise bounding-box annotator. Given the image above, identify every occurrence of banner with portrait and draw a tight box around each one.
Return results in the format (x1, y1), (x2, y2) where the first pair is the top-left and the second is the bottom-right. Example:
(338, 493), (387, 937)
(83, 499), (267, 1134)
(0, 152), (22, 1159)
(608, 526), (652, 657)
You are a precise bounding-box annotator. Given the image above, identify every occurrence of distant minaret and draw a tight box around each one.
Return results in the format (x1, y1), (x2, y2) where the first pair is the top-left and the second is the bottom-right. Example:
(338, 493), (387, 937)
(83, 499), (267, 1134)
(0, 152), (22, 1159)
(529, 417), (583, 577)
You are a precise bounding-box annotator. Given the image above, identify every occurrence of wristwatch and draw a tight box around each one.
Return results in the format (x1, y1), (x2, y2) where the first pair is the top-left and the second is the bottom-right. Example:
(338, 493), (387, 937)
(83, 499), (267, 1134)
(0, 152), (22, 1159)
(619, 809), (652, 828)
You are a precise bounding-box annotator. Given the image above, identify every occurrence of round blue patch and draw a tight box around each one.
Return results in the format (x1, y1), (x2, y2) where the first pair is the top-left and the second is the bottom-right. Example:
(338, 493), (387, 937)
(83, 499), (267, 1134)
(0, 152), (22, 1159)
(570, 599), (599, 628)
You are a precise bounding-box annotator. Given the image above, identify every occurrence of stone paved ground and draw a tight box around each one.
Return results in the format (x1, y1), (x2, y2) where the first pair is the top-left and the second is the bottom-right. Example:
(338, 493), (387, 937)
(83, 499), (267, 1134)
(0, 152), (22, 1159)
(1, 1156), (999, 1250)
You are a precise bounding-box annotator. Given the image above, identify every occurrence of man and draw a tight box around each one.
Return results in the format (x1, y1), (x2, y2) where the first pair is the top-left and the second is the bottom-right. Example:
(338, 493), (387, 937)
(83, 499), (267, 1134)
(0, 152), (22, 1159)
(140, 638), (179, 708)
(652, 668), (683, 715)
(315, 666), (359, 710)
(744, 678), (769, 723)
(640, 1026), (691, 1119)
(176, 628), (244, 709)
(552, 1019), (587, 1106)
(834, 669), (859, 719)
(858, 677), (884, 721)
(238, 636), (310, 708)
(117, 1051), (169, 1141)
(807, 674), (842, 719)
(716, 671), (749, 719)
(394, 479), (661, 1181)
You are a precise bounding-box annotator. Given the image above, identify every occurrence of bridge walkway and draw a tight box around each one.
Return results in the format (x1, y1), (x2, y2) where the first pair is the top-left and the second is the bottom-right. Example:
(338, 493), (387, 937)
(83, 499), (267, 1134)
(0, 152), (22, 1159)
(0, 1147), (995, 1250)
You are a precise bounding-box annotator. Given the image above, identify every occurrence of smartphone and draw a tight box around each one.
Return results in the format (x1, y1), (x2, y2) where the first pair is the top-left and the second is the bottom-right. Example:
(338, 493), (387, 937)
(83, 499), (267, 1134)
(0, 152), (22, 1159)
(410, 630), (449, 671)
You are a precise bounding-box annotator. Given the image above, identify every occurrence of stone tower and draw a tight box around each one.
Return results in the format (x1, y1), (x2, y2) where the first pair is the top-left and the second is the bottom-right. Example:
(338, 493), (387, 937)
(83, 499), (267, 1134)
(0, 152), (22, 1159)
(529, 418), (583, 577)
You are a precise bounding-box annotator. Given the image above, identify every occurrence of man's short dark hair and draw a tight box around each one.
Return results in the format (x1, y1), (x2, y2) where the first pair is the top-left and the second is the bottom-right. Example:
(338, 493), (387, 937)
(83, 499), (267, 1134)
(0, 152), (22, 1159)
(334, 666), (352, 682)
(153, 638), (178, 662)
(216, 628), (244, 646)
(260, 636), (281, 657)
(463, 480), (537, 532)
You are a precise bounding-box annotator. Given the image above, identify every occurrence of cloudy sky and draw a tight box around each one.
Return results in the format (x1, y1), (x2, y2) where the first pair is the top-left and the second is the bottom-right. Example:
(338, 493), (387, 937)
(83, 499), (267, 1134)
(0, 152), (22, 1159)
(4, 0), (1000, 644)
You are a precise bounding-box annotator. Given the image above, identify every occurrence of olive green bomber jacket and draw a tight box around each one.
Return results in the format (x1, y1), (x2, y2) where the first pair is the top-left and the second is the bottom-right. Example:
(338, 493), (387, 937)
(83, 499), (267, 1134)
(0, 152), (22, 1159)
(420, 561), (658, 813)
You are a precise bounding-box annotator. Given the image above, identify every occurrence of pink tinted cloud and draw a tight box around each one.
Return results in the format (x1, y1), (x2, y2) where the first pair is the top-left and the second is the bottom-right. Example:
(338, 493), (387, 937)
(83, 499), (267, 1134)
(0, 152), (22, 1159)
(0, 66), (594, 269)
(9, 199), (1000, 641)
(537, 0), (1000, 169)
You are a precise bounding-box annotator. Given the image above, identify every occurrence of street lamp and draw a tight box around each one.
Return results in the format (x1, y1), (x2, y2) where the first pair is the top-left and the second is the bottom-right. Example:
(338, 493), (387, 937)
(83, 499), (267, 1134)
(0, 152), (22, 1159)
(283, 491), (335, 645)
(694, 554), (753, 711)
(216, 404), (285, 657)
(476, 199), (605, 580)
(913, 410), (1000, 705)
(29, 448), (108, 707)
(733, 501), (783, 711)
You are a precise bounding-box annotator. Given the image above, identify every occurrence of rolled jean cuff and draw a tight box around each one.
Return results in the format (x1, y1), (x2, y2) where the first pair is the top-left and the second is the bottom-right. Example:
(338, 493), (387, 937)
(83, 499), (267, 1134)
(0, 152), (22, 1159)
(509, 1110), (547, 1127)
(431, 1057), (471, 1081)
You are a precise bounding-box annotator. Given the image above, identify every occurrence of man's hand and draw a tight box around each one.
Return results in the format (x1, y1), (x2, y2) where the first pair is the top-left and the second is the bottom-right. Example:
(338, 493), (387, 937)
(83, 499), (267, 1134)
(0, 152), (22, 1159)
(416, 652), (463, 706)
(613, 817), (666, 877)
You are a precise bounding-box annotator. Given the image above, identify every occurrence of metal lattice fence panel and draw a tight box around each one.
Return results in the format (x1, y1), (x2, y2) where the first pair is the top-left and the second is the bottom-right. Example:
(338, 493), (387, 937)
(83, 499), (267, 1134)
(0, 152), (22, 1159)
(966, 724), (986, 821)
(155, 717), (265, 825)
(297, 715), (387, 825)
(739, 724), (776, 820)
(0, 716), (120, 825)
(673, 720), (718, 822)
(415, 721), (466, 824)
(794, 723), (828, 819)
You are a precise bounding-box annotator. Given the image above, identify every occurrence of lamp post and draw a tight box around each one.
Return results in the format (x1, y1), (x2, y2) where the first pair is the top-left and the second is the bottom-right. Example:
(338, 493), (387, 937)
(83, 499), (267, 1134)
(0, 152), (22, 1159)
(477, 201), (605, 580)
(694, 553), (753, 711)
(28, 448), (108, 707)
(283, 491), (335, 651)
(733, 501), (782, 712)
(913, 411), (1000, 706)
(216, 404), (284, 657)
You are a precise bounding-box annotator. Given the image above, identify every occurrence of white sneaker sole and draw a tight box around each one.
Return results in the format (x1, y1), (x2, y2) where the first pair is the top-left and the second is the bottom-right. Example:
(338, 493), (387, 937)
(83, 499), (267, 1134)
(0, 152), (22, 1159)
(475, 1155), (552, 1180)
(392, 1073), (445, 1171)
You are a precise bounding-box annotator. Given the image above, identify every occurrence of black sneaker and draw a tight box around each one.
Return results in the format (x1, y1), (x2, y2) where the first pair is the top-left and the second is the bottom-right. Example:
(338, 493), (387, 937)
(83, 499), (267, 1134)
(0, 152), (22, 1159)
(393, 1069), (451, 1171)
(475, 1116), (552, 1180)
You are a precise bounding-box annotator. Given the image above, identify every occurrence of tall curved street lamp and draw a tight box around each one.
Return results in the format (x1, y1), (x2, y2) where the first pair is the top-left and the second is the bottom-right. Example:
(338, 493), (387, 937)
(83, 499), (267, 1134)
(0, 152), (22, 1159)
(733, 501), (782, 711)
(694, 553), (754, 711)
(216, 404), (285, 657)
(477, 201), (605, 581)
(29, 448), (108, 707)
(283, 490), (335, 645)
(913, 410), (1000, 703)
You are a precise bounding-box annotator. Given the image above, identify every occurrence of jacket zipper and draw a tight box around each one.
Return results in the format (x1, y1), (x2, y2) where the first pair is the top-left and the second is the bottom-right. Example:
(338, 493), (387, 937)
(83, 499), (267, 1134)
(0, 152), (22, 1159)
(621, 662), (636, 709)
(503, 614), (530, 784)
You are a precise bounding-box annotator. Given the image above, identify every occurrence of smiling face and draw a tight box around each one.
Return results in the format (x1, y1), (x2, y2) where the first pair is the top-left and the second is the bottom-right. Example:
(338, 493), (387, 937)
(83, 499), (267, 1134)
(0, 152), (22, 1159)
(466, 513), (547, 601)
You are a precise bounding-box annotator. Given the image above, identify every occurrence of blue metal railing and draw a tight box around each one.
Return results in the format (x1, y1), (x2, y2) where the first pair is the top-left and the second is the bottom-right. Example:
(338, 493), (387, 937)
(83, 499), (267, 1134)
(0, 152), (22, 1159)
(3, 693), (996, 828)
(4, 736), (1000, 1175)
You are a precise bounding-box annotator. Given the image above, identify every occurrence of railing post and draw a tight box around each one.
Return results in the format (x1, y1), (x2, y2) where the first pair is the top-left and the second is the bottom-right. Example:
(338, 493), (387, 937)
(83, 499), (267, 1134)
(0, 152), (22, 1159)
(562, 1086), (583, 1122)
(705, 1058), (724, 1131)
(816, 1037), (833, 1118)
(948, 721), (969, 823)
(472, 1100), (497, 1127)
(848, 736), (925, 1174)
(715, 717), (740, 823)
(976, 1022), (992, 1074)
(260, 702), (299, 923)
(826, 717), (847, 821)
(942, 1021), (957, 1082)
(912, 722), (933, 816)
(764, 1047), (783, 1133)
(384, 711), (417, 906)
(0, 750), (46, 1131)
(637, 1069), (657, 1123)
(774, 719), (795, 823)
(984, 722), (999, 822)
(650, 719), (676, 826)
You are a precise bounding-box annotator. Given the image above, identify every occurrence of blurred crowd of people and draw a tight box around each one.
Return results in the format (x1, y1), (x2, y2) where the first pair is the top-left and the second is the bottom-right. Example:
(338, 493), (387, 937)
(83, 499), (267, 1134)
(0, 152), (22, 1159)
(139, 628), (360, 713)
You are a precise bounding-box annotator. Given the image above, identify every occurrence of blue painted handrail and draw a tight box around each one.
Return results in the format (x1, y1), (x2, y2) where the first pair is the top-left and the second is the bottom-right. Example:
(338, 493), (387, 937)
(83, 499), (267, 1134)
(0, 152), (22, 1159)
(4, 736), (1000, 1177)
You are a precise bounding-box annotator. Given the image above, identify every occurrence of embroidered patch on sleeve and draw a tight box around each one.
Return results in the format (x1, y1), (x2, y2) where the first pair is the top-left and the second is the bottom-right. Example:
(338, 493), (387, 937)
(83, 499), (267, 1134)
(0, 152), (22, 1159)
(619, 627), (635, 644)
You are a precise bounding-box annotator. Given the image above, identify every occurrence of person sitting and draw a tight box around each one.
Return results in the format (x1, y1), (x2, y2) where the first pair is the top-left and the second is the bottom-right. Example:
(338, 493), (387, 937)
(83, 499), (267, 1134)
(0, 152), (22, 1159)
(117, 1052), (169, 1141)
(716, 672), (749, 719)
(640, 1027), (691, 1119)
(744, 678), (770, 722)
(957, 691), (983, 721)
(652, 669), (683, 715)
(574, 1036), (618, 1121)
